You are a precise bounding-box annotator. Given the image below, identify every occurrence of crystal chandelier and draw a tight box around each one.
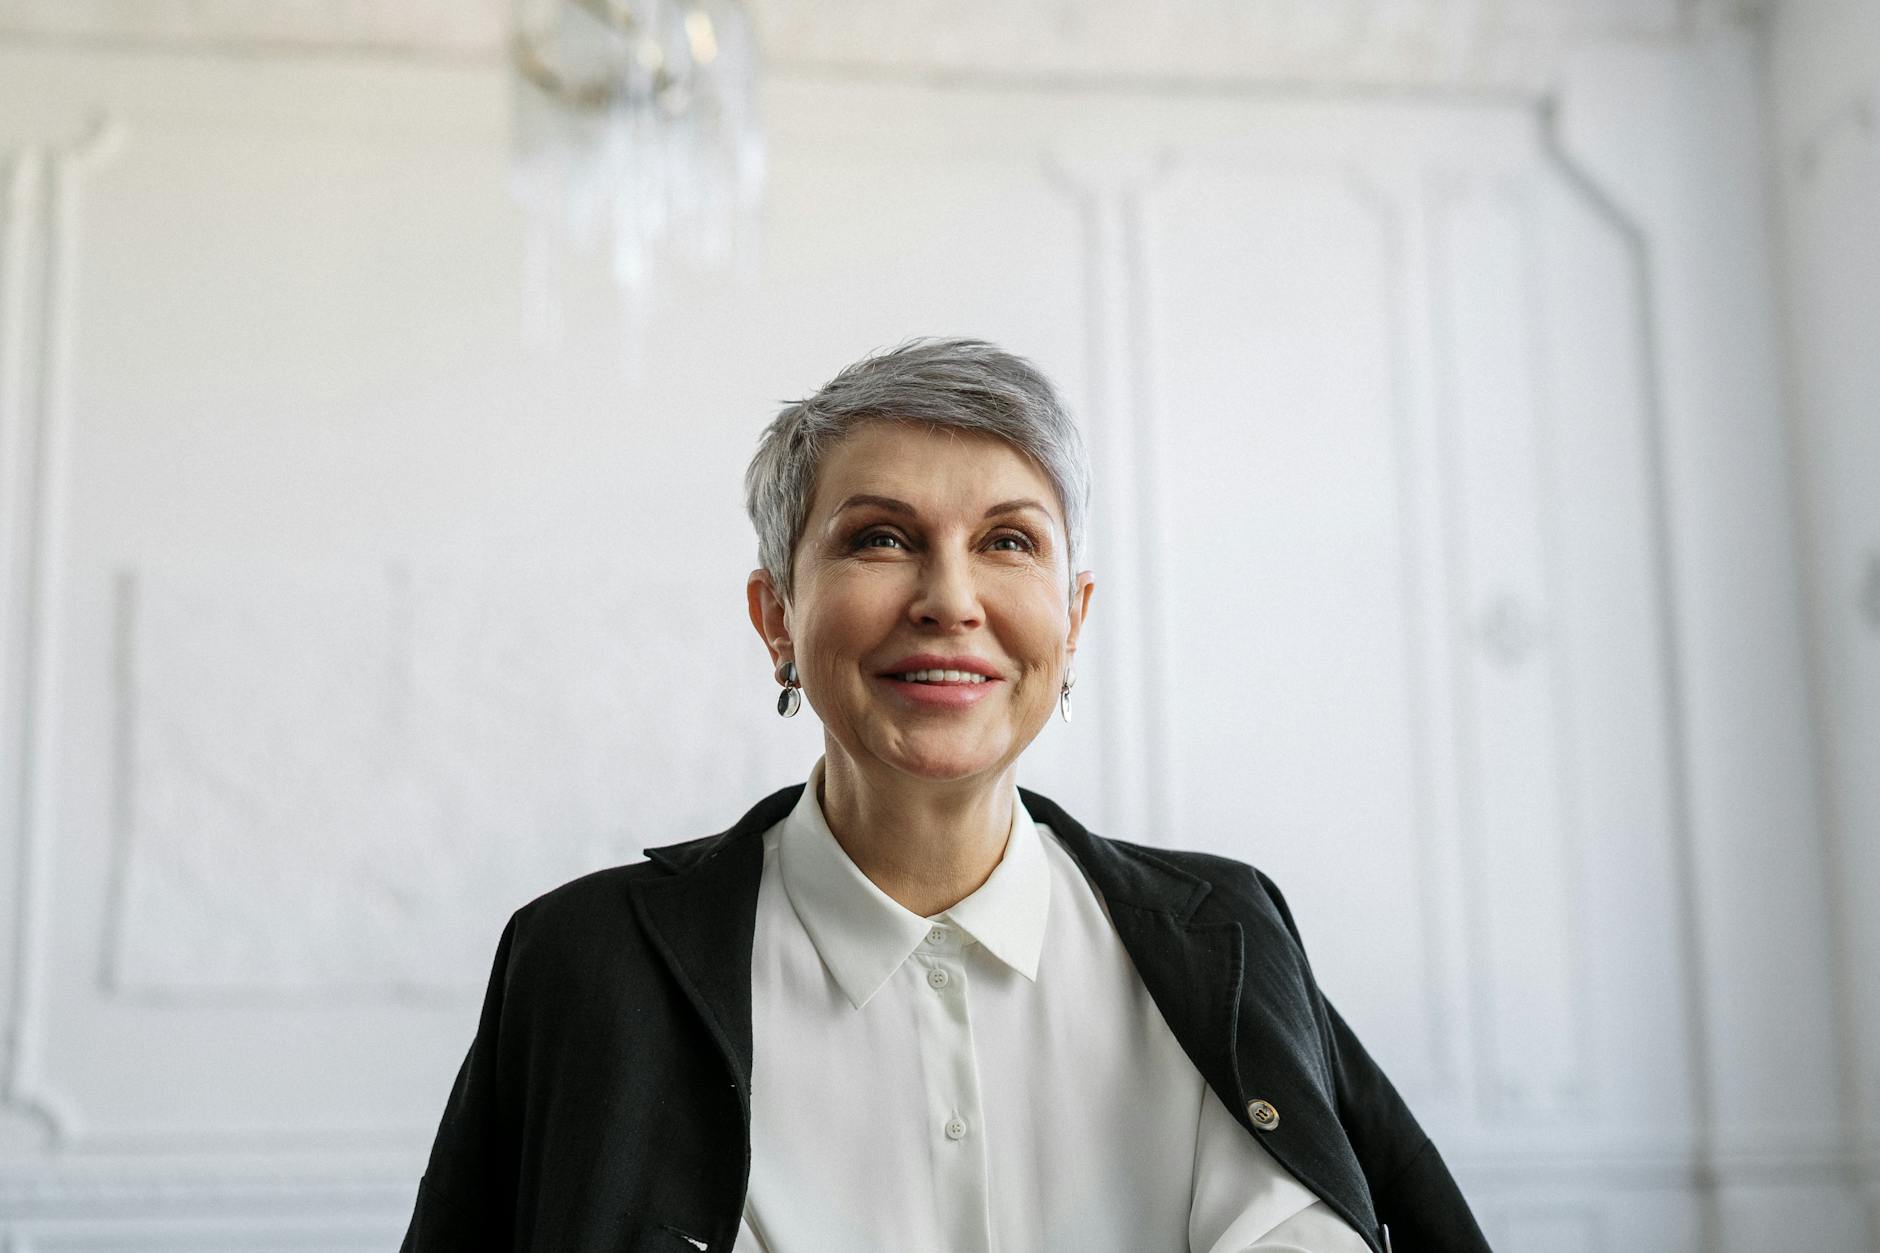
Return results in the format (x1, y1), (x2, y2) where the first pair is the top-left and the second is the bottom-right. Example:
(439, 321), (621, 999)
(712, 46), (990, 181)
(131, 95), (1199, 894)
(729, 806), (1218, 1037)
(509, 0), (763, 334)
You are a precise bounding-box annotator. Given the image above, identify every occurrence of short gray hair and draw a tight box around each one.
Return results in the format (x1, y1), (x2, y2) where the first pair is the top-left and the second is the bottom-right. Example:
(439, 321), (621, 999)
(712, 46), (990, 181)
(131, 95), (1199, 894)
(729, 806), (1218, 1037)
(744, 337), (1091, 604)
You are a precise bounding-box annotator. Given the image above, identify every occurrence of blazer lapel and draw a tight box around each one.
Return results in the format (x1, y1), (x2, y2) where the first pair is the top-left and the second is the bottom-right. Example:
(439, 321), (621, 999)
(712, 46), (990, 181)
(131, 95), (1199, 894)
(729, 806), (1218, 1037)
(1019, 788), (1381, 1245)
(629, 785), (801, 1103)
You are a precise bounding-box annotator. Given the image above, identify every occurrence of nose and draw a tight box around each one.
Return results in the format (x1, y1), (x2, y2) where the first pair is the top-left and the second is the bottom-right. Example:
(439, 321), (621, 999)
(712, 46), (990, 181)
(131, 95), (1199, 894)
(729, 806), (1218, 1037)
(906, 546), (984, 631)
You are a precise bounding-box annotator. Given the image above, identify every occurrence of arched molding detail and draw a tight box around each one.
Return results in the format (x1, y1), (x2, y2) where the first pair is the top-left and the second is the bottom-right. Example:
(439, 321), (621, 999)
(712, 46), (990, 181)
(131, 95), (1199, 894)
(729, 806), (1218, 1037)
(0, 112), (126, 1153)
(1038, 145), (1180, 844)
(1336, 163), (1466, 1103)
(1530, 62), (1787, 1245)
(1421, 159), (1598, 1123)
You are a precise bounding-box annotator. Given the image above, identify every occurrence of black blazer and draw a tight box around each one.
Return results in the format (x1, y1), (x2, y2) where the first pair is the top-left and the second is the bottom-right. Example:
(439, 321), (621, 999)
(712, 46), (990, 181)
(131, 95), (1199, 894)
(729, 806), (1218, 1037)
(402, 783), (1492, 1253)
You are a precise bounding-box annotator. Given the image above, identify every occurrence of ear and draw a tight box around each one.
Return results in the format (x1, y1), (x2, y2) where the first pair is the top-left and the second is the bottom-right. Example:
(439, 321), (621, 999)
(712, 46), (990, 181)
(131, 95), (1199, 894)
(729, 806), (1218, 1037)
(1063, 570), (1095, 662)
(747, 568), (793, 670)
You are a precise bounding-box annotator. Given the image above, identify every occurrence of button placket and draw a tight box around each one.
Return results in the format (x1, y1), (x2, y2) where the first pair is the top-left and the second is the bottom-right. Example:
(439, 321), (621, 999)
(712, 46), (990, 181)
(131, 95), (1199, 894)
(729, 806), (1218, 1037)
(905, 942), (988, 1251)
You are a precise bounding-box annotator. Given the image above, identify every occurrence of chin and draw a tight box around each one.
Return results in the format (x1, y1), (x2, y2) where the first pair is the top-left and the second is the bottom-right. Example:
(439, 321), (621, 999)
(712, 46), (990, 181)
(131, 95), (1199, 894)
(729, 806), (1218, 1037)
(879, 734), (1009, 783)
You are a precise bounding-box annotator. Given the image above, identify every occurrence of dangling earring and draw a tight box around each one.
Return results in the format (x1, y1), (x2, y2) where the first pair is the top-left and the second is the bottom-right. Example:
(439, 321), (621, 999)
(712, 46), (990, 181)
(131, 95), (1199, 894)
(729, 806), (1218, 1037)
(1059, 666), (1076, 723)
(776, 659), (802, 718)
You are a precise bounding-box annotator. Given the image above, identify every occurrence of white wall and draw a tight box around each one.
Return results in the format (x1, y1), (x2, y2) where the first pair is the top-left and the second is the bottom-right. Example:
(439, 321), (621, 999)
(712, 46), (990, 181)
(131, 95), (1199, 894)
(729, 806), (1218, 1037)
(1770, 0), (1880, 1238)
(0, 7), (1870, 1250)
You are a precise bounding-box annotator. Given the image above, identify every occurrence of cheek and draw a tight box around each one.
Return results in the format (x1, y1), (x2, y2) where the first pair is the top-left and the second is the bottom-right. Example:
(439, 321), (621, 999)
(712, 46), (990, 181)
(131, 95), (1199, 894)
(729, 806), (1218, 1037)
(797, 578), (897, 659)
(1006, 593), (1071, 671)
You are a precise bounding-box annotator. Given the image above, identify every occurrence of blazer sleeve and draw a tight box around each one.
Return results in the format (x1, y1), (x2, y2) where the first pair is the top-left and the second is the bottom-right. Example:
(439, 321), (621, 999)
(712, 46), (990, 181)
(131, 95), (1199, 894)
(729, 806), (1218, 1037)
(401, 909), (524, 1253)
(1255, 871), (1493, 1253)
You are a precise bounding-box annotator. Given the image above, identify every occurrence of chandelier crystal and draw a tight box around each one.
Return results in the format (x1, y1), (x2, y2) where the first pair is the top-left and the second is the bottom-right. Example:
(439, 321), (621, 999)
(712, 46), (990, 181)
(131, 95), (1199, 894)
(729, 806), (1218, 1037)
(508, 0), (763, 335)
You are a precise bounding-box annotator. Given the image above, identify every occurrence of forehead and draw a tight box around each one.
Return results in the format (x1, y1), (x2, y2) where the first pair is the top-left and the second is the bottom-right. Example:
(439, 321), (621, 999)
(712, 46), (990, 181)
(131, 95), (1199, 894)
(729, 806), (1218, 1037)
(810, 422), (1057, 516)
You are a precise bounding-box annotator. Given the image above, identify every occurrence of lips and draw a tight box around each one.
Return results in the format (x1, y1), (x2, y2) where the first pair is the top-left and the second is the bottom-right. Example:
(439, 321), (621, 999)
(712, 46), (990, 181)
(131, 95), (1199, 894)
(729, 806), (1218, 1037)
(877, 673), (1000, 709)
(878, 653), (1003, 680)
(875, 652), (1004, 710)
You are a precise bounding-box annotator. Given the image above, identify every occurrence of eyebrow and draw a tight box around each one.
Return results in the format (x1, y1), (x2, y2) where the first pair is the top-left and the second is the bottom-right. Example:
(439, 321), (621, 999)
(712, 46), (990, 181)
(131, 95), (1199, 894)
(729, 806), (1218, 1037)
(833, 494), (1053, 521)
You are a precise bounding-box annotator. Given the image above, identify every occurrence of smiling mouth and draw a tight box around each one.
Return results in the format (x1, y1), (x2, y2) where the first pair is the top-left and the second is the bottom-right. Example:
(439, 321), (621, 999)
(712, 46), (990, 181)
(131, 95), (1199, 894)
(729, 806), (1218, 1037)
(888, 669), (993, 685)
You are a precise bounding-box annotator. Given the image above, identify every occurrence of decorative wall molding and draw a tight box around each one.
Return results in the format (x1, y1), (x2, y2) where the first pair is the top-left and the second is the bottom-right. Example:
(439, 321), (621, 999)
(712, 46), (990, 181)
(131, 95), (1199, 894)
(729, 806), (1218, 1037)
(1861, 549), (1880, 636)
(1863, 1141), (1880, 1235)
(1337, 164), (1469, 1107)
(13, 1225), (394, 1253)
(1120, 147), (1472, 1110)
(756, 0), (1763, 92)
(0, 1161), (412, 1219)
(1533, 80), (1717, 1183)
(99, 557), (791, 1001)
(1792, 89), (1877, 181)
(0, 142), (53, 1163)
(1453, 1132), (1864, 1188)
(1472, 591), (1544, 668)
(0, 1136), (1856, 1222)
(1037, 147), (1177, 847)
(1769, 13), (1880, 1236)
(1425, 166), (1596, 1123)
(0, 114), (123, 1156)
(0, 0), (505, 58)
(1367, 165), (1473, 1107)
(0, 0), (1767, 90)
(1546, 27), (1872, 1251)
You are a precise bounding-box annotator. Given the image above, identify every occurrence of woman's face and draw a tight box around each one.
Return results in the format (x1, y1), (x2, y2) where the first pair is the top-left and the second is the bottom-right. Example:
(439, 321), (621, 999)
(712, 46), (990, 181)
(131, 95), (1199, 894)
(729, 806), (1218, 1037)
(748, 421), (1094, 789)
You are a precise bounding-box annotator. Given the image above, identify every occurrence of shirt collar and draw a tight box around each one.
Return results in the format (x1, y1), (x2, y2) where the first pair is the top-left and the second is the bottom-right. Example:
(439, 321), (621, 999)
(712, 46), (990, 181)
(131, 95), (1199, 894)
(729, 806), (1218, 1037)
(778, 756), (1051, 1010)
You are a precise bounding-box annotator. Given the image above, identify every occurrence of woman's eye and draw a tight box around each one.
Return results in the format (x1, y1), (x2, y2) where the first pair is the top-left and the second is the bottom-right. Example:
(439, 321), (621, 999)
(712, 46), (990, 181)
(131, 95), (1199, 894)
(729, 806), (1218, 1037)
(852, 529), (1033, 553)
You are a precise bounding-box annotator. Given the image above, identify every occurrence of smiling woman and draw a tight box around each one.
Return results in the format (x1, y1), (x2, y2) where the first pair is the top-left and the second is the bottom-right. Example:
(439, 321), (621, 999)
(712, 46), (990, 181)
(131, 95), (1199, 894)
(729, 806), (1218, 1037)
(401, 339), (1491, 1253)
(746, 418), (1094, 917)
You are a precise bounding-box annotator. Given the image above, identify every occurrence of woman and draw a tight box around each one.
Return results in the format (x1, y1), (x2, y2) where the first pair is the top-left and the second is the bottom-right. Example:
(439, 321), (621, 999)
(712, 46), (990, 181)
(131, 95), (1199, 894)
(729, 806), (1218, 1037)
(402, 339), (1490, 1253)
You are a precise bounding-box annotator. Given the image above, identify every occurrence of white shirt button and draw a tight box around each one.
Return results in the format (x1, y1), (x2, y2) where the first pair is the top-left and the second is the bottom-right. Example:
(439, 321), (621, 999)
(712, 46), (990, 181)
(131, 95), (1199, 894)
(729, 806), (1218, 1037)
(944, 1116), (967, 1141)
(926, 927), (947, 945)
(927, 967), (951, 990)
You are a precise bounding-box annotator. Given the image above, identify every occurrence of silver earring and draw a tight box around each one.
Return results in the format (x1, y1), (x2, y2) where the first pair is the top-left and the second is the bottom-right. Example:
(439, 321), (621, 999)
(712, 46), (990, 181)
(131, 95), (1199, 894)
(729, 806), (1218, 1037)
(776, 660), (801, 718)
(1059, 667), (1076, 723)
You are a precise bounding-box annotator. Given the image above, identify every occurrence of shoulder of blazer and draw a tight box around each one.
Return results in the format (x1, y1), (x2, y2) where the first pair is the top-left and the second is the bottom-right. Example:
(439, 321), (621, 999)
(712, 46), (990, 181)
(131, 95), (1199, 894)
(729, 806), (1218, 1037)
(498, 783), (804, 945)
(639, 783), (806, 875)
(1014, 788), (1330, 1054)
(1015, 787), (1304, 945)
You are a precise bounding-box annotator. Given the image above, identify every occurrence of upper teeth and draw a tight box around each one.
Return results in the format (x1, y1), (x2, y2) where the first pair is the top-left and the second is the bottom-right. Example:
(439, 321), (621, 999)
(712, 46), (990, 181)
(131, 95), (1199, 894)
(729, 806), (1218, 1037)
(897, 669), (989, 684)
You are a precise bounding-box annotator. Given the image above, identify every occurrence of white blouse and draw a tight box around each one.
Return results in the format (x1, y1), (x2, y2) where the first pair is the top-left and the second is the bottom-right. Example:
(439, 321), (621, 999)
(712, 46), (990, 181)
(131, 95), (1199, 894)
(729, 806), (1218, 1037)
(733, 758), (1370, 1253)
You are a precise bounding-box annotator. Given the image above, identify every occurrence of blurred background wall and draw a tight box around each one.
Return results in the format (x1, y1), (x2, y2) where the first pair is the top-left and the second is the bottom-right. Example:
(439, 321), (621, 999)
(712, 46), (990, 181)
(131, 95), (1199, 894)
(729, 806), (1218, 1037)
(0, 1), (1874, 1250)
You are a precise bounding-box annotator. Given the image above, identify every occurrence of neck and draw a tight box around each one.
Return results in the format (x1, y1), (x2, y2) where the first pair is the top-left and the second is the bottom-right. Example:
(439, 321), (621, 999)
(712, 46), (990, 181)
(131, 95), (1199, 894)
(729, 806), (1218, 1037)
(817, 750), (1016, 918)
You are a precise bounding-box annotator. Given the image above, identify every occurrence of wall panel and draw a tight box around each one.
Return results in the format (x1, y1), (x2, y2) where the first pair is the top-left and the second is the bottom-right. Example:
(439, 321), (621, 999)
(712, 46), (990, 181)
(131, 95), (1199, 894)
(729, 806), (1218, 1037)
(1772, 0), (1880, 1234)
